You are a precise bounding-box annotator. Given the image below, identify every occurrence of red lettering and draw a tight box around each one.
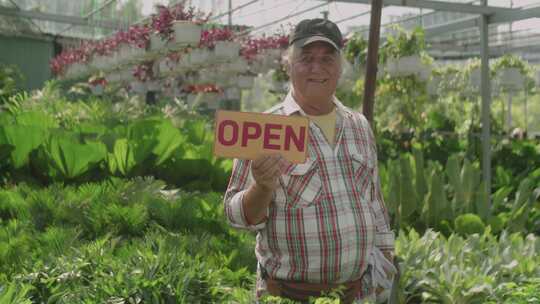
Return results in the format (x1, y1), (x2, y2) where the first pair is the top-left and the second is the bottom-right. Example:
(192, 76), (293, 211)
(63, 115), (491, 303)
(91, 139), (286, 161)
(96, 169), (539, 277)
(241, 121), (262, 147)
(284, 126), (306, 152)
(218, 120), (238, 146)
(263, 123), (282, 150)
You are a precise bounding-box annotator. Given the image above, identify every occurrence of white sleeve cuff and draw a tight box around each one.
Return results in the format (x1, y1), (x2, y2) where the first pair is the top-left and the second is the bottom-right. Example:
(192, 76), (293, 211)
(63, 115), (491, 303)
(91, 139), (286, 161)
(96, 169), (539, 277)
(375, 231), (395, 250)
(229, 191), (267, 231)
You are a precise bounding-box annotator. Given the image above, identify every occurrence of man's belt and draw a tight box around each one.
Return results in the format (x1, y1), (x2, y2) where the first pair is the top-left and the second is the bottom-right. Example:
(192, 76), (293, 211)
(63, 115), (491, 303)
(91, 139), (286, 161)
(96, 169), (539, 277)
(264, 271), (368, 304)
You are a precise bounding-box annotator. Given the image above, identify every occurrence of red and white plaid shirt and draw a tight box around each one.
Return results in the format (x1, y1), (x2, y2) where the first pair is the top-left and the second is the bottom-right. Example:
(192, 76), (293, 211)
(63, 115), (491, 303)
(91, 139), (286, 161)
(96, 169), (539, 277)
(224, 93), (394, 298)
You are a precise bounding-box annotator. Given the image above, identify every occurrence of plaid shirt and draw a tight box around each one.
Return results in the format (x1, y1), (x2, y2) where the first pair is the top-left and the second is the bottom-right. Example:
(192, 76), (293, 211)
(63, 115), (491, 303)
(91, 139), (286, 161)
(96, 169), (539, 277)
(224, 93), (394, 297)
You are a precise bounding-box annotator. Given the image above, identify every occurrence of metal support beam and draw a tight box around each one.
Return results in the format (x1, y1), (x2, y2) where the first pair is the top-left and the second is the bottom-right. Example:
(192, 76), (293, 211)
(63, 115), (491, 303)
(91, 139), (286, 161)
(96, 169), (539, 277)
(322, 0), (514, 15)
(490, 6), (540, 23)
(0, 6), (126, 30)
(424, 6), (540, 39)
(479, 1), (492, 210)
(362, 0), (383, 125)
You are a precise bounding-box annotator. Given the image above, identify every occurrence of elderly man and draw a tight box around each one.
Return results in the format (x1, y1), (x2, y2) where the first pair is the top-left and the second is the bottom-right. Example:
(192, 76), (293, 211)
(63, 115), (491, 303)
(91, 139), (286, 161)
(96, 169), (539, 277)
(224, 19), (395, 303)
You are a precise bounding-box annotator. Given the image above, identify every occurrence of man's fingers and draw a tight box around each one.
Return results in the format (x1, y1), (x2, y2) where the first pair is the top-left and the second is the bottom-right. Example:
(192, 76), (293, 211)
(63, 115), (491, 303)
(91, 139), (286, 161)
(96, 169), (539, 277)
(258, 164), (281, 181)
(253, 154), (281, 173)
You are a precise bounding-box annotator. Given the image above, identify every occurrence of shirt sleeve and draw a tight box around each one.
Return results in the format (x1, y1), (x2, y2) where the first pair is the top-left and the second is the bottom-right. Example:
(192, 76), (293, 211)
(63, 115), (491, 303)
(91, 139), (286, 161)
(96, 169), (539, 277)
(362, 116), (395, 252)
(223, 158), (267, 231)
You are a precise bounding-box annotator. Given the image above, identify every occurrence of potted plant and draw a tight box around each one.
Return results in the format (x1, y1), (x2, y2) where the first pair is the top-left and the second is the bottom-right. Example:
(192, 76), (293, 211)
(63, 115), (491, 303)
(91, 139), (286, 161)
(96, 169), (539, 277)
(493, 55), (527, 89)
(237, 74), (255, 89)
(198, 28), (236, 61)
(150, 4), (207, 51)
(382, 26), (430, 77)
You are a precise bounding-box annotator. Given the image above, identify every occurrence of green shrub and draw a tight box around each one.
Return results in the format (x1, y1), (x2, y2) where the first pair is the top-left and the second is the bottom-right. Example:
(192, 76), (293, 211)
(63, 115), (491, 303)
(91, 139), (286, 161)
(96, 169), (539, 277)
(454, 213), (485, 236)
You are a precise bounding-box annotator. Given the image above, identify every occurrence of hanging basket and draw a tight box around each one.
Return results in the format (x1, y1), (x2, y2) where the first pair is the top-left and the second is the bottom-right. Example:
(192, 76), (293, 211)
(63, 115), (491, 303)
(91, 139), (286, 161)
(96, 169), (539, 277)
(237, 75), (254, 89)
(386, 55), (425, 77)
(90, 84), (104, 95)
(150, 33), (167, 51)
(223, 57), (249, 74)
(427, 75), (441, 96)
(499, 67), (524, 89)
(224, 87), (241, 100)
(214, 41), (240, 61)
(158, 57), (176, 75)
(172, 21), (202, 47)
(130, 81), (147, 94)
(188, 48), (212, 66)
(147, 80), (161, 92)
(469, 68), (481, 88)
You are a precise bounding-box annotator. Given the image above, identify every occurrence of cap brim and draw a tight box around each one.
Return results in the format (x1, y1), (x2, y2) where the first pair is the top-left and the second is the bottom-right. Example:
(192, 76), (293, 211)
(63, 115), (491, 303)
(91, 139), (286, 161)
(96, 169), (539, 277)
(294, 36), (339, 50)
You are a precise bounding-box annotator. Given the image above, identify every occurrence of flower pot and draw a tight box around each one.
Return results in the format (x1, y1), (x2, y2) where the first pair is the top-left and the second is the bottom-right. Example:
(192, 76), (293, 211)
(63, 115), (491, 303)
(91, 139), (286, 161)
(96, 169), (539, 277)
(469, 68), (481, 88)
(91, 84), (104, 95)
(158, 57), (176, 75)
(172, 21), (202, 47)
(386, 55), (424, 77)
(427, 75), (441, 96)
(130, 81), (147, 94)
(204, 92), (221, 109)
(237, 75), (254, 89)
(214, 41), (240, 61)
(224, 87), (240, 100)
(150, 33), (167, 51)
(270, 80), (287, 93)
(536, 70), (540, 87)
(188, 48), (211, 66)
(147, 80), (161, 92)
(224, 57), (249, 74)
(499, 67), (524, 89)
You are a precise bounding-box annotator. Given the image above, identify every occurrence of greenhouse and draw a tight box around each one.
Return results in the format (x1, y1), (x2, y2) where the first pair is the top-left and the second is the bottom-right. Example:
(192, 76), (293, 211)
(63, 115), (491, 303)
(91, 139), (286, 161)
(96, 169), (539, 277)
(0, 0), (539, 303)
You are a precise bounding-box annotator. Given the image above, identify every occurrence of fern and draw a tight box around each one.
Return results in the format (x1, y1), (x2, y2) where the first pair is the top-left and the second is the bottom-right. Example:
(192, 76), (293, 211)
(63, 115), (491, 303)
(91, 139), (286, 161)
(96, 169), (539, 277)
(0, 190), (28, 221)
(0, 282), (33, 304)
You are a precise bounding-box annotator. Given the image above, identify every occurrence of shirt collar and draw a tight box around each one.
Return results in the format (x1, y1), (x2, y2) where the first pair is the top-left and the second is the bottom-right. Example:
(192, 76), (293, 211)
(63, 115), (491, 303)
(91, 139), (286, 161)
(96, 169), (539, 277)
(282, 90), (354, 119)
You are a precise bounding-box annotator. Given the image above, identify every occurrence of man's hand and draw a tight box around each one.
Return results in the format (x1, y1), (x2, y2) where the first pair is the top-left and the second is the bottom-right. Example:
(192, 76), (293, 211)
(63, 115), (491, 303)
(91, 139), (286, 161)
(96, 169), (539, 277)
(251, 154), (285, 192)
(242, 154), (287, 225)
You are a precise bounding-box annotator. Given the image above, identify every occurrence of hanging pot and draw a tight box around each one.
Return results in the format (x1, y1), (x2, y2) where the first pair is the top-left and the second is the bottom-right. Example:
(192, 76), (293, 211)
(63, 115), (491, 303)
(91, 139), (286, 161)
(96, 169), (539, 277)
(225, 87), (241, 100)
(237, 75), (254, 89)
(499, 67), (524, 89)
(172, 21), (202, 47)
(214, 41), (240, 61)
(469, 67), (481, 88)
(150, 33), (167, 51)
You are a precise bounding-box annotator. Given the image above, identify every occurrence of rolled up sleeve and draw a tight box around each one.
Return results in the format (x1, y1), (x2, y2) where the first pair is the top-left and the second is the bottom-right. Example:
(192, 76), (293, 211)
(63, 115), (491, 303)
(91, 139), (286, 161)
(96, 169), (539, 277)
(365, 121), (395, 252)
(224, 158), (267, 231)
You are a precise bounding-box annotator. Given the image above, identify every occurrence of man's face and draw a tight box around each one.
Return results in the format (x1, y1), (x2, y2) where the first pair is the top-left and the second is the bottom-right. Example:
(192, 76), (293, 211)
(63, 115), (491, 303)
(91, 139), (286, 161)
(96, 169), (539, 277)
(290, 41), (341, 106)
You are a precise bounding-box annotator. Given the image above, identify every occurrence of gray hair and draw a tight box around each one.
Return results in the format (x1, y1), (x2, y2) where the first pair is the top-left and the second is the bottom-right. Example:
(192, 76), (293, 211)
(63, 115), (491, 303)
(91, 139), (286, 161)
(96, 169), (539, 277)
(283, 43), (346, 78)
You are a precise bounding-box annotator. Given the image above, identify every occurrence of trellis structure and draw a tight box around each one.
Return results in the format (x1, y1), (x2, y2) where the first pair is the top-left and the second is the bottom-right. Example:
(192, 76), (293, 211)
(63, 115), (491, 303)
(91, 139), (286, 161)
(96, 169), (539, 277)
(322, 0), (539, 212)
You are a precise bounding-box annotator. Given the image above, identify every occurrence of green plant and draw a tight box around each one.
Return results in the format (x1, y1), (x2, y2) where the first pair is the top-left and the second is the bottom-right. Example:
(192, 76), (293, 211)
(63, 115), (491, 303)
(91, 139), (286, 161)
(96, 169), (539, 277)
(454, 213), (485, 236)
(0, 64), (24, 104)
(344, 33), (368, 64)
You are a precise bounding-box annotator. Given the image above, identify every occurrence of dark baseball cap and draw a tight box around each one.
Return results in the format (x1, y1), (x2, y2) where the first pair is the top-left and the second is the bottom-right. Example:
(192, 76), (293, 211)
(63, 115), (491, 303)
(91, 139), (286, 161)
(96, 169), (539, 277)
(289, 18), (343, 50)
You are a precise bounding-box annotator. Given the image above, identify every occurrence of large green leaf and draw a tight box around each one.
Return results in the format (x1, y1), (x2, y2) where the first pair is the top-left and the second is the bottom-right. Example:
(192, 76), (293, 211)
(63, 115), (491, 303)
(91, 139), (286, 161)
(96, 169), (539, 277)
(152, 119), (185, 166)
(413, 147), (428, 202)
(1, 125), (46, 168)
(400, 155), (417, 219)
(423, 169), (449, 227)
(14, 111), (58, 129)
(108, 137), (154, 176)
(184, 118), (210, 145)
(446, 155), (463, 214)
(45, 134), (107, 179)
(109, 138), (135, 176)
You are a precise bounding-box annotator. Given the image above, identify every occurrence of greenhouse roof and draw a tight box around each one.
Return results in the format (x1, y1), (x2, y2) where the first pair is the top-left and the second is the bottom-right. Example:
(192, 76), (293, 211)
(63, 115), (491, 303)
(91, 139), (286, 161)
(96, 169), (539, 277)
(0, 0), (538, 60)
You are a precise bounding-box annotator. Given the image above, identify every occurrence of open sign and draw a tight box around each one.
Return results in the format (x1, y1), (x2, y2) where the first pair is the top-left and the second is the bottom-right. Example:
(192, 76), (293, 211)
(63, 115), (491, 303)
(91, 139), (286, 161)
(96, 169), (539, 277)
(213, 110), (309, 163)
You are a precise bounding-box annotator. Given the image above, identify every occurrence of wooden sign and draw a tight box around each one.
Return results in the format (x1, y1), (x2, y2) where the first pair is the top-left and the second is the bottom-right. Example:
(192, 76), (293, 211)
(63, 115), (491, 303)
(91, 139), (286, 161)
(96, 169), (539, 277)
(213, 110), (309, 163)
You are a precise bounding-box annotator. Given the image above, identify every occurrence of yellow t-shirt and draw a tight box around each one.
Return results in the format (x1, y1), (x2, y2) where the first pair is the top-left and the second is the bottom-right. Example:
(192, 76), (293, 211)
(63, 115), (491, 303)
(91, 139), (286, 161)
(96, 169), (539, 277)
(306, 108), (337, 146)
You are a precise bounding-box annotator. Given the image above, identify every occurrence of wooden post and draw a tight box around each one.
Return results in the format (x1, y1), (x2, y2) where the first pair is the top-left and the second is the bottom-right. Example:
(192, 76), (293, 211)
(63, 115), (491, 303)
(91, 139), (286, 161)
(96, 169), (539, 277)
(362, 0), (383, 126)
